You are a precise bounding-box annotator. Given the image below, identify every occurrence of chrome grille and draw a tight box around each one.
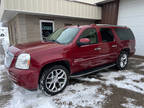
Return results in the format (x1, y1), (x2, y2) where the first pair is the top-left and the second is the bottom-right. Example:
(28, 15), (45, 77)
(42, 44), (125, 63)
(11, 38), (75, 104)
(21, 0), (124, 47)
(5, 51), (14, 68)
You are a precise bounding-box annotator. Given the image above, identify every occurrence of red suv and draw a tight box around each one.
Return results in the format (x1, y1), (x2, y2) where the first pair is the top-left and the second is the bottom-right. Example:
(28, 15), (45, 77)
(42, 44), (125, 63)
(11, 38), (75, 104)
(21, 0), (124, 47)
(5, 24), (135, 95)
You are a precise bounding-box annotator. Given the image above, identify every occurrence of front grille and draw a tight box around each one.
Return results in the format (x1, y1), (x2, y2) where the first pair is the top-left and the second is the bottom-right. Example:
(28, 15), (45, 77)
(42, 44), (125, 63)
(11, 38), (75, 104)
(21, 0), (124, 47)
(8, 71), (17, 83)
(5, 51), (14, 68)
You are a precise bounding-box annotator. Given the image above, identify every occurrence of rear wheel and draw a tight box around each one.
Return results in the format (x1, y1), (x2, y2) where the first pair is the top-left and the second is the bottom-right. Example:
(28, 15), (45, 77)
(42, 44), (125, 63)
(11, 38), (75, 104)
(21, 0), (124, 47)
(116, 51), (128, 70)
(39, 65), (69, 95)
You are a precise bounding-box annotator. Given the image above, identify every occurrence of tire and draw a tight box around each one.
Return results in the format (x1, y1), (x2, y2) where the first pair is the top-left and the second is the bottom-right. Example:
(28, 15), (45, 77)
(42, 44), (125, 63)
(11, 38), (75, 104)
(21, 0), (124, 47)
(116, 51), (128, 70)
(39, 65), (69, 95)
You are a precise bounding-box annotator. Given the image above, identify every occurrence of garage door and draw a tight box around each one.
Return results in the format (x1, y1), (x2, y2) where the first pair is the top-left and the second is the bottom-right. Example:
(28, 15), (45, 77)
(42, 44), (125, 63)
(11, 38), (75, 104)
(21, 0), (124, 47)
(118, 0), (144, 56)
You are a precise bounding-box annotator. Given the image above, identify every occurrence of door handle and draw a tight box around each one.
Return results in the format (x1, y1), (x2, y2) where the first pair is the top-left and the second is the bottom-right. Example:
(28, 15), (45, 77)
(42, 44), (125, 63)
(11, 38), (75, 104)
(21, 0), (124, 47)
(94, 48), (101, 51)
(112, 45), (117, 48)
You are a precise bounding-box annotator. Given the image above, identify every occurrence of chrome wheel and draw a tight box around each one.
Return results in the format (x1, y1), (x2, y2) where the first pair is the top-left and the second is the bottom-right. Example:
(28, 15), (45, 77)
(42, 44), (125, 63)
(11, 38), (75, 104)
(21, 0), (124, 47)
(45, 69), (67, 93)
(120, 54), (128, 68)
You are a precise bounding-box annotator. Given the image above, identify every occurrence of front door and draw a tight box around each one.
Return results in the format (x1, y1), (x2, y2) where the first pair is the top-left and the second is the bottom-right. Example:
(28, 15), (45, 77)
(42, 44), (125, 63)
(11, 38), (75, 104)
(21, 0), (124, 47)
(72, 28), (102, 73)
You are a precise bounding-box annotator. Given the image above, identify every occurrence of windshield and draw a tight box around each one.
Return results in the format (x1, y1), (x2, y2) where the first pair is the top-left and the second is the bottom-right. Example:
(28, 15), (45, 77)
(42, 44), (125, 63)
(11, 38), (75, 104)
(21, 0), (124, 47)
(46, 28), (80, 44)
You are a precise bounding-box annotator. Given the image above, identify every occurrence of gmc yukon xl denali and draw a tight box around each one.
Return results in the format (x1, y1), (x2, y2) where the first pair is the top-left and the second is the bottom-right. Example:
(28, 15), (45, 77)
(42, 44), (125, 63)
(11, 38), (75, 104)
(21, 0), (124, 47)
(5, 24), (135, 95)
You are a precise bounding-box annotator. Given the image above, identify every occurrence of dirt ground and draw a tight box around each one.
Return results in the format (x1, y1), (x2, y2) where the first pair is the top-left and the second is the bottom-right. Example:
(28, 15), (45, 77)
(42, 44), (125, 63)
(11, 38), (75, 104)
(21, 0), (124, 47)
(0, 39), (144, 108)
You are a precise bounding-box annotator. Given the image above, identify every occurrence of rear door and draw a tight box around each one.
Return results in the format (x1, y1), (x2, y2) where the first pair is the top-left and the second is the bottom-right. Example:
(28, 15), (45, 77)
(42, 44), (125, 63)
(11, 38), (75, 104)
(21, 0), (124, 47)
(98, 28), (118, 63)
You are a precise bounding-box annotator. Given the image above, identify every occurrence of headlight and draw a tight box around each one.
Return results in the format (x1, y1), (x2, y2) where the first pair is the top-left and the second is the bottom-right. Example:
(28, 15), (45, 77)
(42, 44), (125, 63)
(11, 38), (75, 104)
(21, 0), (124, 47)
(15, 53), (31, 69)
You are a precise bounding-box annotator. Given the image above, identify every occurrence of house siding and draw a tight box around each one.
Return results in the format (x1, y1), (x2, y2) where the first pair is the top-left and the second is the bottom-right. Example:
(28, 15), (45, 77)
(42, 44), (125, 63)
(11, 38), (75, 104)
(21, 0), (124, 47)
(118, 0), (144, 56)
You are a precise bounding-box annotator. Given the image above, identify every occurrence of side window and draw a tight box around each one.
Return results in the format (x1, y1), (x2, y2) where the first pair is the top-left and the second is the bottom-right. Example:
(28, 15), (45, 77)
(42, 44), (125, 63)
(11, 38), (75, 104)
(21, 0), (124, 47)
(79, 28), (98, 44)
(100, 28), (114, 42)
(114, 28), (135, 40)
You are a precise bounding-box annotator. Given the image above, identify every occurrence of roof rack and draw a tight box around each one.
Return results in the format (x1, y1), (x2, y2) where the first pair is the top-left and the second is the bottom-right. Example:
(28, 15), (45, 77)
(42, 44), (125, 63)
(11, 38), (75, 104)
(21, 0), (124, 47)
(96, 24), (127, 28)
(90, 24), (96, 26)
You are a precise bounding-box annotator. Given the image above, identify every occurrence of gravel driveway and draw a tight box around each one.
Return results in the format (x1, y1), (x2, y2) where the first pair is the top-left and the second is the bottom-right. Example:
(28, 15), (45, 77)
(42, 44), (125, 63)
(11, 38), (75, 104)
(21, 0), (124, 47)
(0, 39), (144, 108)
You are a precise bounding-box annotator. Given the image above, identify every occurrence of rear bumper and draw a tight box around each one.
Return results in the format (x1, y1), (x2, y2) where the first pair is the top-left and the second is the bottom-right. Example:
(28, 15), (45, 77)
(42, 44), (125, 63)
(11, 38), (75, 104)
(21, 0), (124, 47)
(7, 67), (39, 90)
(130, 49), (136, 56)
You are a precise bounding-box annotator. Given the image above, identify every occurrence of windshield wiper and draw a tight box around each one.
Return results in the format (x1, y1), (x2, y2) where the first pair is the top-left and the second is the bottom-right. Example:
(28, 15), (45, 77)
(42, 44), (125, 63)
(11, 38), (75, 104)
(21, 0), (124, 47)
(47, 40), (60, 44)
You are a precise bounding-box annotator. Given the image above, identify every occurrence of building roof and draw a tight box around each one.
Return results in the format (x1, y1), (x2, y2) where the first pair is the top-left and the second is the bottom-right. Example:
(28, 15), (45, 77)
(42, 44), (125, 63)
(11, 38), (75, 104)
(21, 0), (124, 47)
(0, 0), (102, 23)
(96, 0), (115, 6)
(67, 0), (106, 5)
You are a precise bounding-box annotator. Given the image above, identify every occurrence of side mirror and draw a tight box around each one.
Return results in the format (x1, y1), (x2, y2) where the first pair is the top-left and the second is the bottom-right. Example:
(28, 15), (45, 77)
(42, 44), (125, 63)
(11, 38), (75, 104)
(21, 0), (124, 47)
(77, 38), (90, 46)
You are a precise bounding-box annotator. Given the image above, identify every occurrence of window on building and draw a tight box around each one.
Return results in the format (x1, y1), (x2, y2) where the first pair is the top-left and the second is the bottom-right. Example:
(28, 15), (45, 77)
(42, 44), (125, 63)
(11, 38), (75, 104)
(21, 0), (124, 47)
(79, 28), (98, 44)
(100, 28), (114, 42)
(40, 20), (54, 41)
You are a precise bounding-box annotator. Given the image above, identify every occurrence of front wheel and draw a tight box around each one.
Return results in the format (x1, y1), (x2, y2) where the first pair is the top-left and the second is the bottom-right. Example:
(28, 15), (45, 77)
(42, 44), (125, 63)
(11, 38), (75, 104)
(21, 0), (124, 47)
(116, 51), (128, 70)
(39, 65), (69, 95)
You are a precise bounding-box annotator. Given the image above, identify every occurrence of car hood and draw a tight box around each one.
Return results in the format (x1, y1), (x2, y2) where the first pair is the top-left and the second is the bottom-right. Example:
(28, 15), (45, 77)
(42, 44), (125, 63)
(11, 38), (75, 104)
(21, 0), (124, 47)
(9, 41), (65, 56)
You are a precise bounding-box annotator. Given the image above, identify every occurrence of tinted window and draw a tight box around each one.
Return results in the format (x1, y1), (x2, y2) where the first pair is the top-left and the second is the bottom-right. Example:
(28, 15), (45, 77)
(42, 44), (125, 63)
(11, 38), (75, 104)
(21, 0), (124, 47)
(79, 28), (98, 44)
(100, 28), (114, 42)
(114, 28), (135, 40)
(47, 28), (80, 44)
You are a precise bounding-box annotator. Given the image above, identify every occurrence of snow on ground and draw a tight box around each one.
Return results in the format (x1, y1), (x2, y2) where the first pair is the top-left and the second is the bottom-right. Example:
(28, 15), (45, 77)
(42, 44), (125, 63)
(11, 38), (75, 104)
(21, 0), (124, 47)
(3, 70), (144, 108)
(0, 65), (5, 71)
(100, 71), (144, 94)
(4, 82), (112, 108)
(0, 65), (4, 92)
(0, 65), (5, 93)
(53, 84), (112, 108)
(121, 98), (143, 108)
(136, 63), (144, 67)
(79, 71), (144, 95)
(4, 85), (56, 108)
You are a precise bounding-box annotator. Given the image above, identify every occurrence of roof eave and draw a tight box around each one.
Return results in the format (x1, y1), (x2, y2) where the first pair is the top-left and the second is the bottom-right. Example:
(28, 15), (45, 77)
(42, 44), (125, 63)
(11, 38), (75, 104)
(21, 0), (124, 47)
(96, 0), (115, 6)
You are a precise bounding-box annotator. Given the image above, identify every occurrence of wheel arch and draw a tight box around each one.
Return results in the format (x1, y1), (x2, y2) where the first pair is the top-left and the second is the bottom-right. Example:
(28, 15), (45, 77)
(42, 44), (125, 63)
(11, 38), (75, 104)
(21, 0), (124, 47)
(121, 48), (130, 56)
(38, 60), (71, 83)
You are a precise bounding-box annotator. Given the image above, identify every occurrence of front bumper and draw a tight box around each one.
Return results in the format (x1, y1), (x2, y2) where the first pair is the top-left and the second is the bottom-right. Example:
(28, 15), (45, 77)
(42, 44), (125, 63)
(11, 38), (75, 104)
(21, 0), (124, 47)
(7, 67), (39, 90)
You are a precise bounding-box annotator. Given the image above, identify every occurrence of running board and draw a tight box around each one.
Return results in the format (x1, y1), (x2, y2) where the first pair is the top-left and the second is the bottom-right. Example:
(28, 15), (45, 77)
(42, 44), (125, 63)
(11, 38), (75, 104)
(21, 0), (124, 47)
(70, 63), (116, 78)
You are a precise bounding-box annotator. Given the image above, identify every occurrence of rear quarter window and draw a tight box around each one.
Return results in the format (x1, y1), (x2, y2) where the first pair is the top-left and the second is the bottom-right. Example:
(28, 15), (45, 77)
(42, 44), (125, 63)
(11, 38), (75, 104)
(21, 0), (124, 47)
(114, 28), (135, 40)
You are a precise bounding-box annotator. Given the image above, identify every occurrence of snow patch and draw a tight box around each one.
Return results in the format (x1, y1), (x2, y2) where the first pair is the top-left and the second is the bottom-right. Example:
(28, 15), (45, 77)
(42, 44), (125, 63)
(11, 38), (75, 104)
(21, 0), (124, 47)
(0, 65), (5, 71)
(100, 71), (144, 94)
(1, 36), (9, 55)
(121, 98), (143, 108)
(53, 84), (112, 108)
(78, 77), (102, 82)
(5, 85), (56, 108)
(0, 65), (5, 81)
(0, 65), (6, 93)
(136, 63), (144, 67)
